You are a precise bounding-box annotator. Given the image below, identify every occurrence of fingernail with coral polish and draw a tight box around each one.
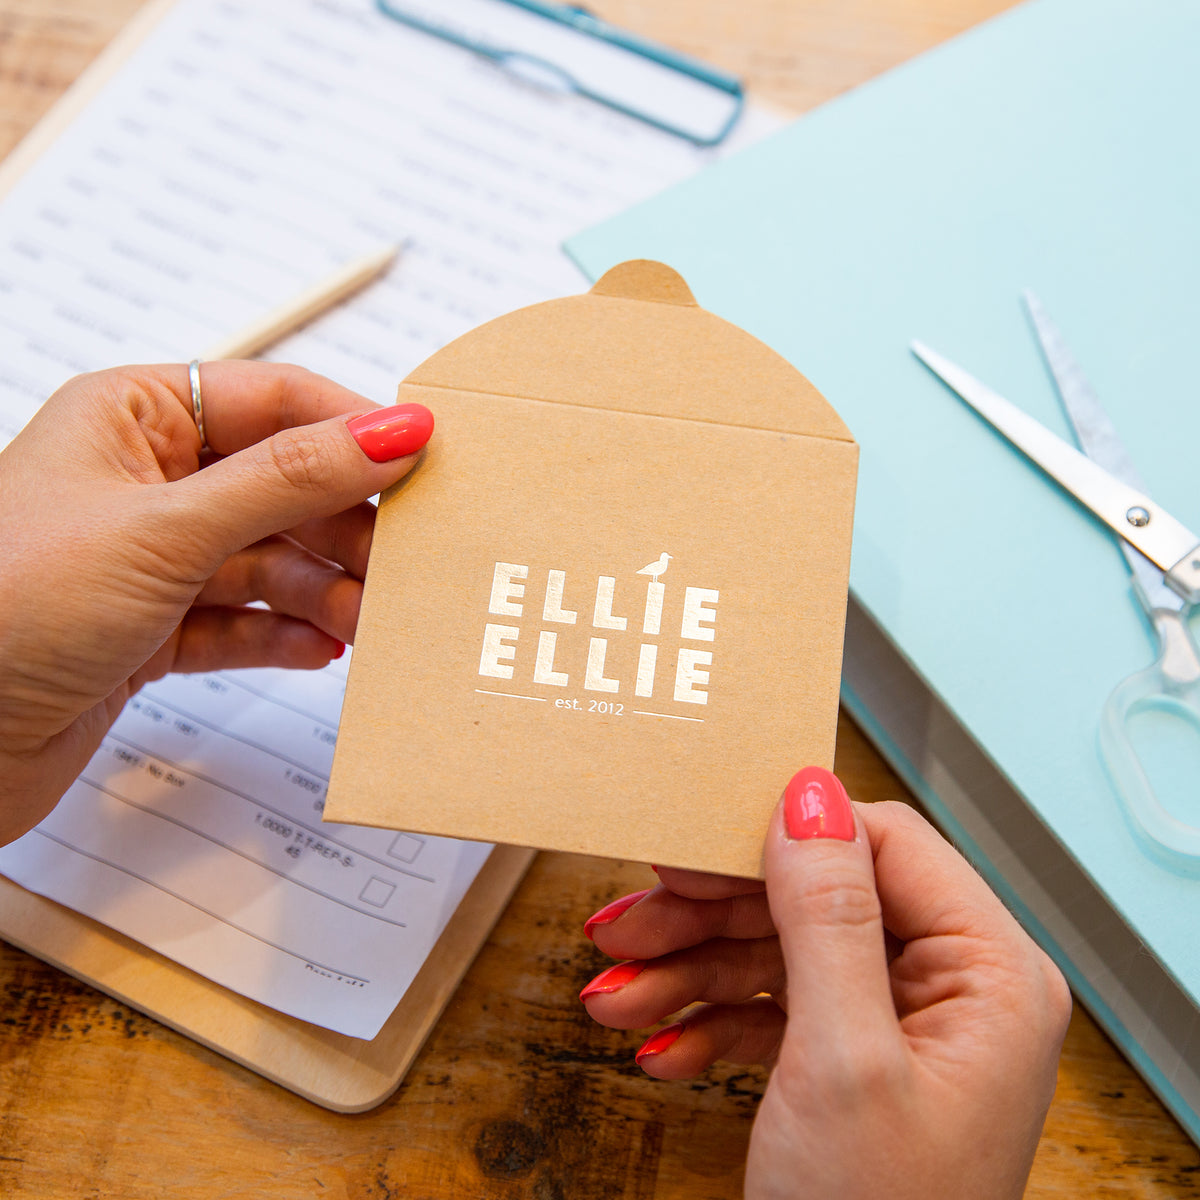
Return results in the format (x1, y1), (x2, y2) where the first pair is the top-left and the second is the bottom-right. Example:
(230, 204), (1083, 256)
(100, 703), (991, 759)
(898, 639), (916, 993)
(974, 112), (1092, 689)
(579, 960), (645, 1001)
(584, 889), (652, 940)
(347, 403), (434, 462)
(783, 766), (855, 842)
(636, 1022), (684, 1065)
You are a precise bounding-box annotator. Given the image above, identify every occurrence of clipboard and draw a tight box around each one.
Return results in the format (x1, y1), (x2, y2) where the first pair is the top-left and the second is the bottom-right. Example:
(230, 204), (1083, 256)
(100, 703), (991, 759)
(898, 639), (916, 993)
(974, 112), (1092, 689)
(0, 0), (535, 1113)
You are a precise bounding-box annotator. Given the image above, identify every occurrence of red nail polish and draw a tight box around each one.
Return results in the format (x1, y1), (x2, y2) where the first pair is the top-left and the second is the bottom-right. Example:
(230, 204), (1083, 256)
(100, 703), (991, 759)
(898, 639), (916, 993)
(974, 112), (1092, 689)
(783, 766), (855, 841)
(579, 960), (645, 1001)
(331, 641), (347, 660)
(584, 888), (652, 940)
(346, 403), (434, 462)
(635, 1022), (684, 1065)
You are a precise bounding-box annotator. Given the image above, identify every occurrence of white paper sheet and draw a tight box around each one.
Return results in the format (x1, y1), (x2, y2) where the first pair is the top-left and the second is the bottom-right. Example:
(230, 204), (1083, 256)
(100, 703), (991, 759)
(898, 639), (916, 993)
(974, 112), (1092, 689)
(0, 0), (779, 1037)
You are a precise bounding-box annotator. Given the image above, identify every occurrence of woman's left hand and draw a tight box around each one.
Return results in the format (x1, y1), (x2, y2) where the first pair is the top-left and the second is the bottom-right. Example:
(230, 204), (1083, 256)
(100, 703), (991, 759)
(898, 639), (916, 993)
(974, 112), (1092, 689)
(0, 361), (430, 845)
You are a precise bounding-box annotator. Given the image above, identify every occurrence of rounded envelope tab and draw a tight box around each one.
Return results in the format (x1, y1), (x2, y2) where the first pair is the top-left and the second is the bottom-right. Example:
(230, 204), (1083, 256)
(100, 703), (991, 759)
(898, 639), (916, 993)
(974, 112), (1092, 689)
(327, 260), (858, 878)
(402, 258), (852, 443)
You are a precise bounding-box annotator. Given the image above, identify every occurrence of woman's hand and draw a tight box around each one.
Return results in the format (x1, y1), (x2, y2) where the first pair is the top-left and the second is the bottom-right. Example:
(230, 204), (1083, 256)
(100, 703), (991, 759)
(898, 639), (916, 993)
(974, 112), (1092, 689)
(581, 767), (1071, 1199)
(0, 361), (431, 845)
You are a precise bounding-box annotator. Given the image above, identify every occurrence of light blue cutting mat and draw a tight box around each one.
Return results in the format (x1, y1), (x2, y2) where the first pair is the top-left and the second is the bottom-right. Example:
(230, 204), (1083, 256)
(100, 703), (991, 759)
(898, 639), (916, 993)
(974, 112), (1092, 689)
(567, 0), (1200, 1123)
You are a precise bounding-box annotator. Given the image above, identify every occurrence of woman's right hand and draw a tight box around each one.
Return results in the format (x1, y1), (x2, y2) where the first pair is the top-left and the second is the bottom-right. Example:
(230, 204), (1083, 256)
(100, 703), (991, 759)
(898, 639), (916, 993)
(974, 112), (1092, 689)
(581, 769), (1072, 1199)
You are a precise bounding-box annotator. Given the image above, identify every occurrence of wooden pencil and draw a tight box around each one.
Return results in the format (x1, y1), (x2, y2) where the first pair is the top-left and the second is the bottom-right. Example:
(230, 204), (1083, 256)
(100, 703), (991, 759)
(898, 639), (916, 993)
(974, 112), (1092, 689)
(202, 244), (400, 360)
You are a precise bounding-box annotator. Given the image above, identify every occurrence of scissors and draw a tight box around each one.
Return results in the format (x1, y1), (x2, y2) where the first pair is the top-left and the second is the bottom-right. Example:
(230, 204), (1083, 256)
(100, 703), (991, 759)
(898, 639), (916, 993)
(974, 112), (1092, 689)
(911, 294), (1200, 864)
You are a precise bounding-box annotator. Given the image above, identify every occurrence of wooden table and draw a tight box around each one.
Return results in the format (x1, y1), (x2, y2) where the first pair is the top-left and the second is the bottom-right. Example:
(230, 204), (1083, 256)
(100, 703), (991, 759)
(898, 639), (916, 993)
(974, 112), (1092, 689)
(2, 1), (1199, 1196)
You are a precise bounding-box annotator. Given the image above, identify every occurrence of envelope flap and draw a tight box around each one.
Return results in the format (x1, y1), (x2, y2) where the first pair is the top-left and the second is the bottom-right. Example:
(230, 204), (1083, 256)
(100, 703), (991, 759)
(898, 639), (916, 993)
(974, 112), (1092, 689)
(400, 260), (853, 443)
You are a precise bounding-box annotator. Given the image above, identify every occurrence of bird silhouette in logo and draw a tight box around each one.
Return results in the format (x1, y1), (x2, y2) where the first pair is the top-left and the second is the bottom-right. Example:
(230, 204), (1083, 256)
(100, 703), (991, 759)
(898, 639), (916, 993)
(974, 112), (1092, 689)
(637, 552), (672, 584)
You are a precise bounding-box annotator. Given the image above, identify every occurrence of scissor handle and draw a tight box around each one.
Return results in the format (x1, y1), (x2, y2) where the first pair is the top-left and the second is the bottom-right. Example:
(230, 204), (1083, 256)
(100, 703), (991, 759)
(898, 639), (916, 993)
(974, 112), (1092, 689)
(1100, 610), (1200, 864)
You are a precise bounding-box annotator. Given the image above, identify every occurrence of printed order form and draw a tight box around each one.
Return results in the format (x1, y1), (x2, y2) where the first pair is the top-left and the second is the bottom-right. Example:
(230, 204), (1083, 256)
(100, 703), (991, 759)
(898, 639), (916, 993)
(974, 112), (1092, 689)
(0, 0), (779, 1037)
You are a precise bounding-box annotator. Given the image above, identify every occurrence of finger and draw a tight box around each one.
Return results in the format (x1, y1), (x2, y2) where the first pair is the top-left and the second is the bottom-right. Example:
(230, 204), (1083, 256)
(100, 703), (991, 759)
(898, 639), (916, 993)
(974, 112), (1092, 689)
(586, 886), (774, 952)
(763, 767), (899, 1055)
(586, 885), (775, 960)
(633, 999), (787, 1079)
(169, 607), (344, 674)
(194, 536), (363, 643)
(177, 361), (387, 456)
(653, 866), (766, 900)
(580, 937), (784, 1030)
(286, 500), (378, 578)
(165, 399), (433, 570)
(7, 363), (387, 484)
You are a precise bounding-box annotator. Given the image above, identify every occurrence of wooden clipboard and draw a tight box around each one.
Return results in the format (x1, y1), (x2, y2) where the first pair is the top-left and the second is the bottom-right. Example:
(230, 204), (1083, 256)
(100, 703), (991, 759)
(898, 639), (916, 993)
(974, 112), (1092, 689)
(0, 0), (536, 1112)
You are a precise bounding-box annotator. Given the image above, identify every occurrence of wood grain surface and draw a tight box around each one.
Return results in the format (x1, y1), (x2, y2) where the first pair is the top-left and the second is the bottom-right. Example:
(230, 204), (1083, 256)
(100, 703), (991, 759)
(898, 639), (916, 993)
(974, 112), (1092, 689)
(2, 0), (1199, 1195)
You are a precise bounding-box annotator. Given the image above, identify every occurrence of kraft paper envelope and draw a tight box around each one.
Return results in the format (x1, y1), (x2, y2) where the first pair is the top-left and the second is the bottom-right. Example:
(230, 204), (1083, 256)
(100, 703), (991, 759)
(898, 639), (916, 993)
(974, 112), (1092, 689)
(326, 260), (857, 878)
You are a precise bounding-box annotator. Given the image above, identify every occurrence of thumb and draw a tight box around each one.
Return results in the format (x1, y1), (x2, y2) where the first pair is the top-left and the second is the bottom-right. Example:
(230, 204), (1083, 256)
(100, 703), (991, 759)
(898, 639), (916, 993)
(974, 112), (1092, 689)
(764, 767), (899, 1056)
(167, 403), (433, 565)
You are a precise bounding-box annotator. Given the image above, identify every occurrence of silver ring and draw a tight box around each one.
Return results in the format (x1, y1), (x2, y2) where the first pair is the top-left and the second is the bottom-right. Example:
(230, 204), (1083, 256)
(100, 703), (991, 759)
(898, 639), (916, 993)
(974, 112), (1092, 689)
(188, 359), (207, 451)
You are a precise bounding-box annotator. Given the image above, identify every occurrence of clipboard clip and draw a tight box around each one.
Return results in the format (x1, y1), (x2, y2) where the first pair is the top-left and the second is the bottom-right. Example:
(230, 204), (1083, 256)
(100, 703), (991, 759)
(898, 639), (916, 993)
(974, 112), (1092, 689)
(375, 0), (744, 146)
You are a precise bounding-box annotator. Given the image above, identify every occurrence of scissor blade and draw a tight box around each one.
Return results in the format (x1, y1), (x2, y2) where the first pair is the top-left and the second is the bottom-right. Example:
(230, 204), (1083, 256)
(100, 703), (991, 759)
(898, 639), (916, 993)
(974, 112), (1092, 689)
(1022, 291), (1146, 488)
(911, 340), (1200, 602)
(1022, 290), (1183, 613)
